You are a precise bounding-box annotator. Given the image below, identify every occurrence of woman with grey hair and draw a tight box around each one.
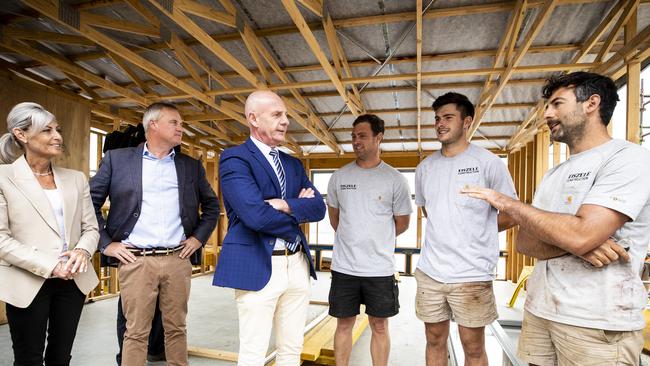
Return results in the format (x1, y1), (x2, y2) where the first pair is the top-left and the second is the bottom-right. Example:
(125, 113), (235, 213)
(0, 102), (99, 366)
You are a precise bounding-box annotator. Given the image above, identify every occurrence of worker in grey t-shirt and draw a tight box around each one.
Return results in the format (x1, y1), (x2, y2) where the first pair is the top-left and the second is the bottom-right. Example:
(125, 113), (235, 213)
(327, 114), (412, 366)
(463, 72), (650, 365)
(414, 92), (517, 366)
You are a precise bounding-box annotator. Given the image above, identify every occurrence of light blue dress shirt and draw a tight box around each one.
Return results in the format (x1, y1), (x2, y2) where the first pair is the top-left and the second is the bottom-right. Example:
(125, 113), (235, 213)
(123, 143), (185, 249)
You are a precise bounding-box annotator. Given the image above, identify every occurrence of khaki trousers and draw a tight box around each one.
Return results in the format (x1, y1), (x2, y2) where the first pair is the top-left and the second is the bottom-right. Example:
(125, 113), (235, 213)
(235, 253), (311, 366)
(119, 255), (192, 366)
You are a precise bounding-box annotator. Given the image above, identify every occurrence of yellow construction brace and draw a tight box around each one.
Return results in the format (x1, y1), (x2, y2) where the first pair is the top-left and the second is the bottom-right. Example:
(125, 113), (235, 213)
(507, 266), (535, 308)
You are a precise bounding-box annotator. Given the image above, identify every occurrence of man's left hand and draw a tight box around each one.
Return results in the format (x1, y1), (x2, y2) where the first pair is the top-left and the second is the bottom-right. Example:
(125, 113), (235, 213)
(461, 186), (510, 211)
(179, 236), (202, 259)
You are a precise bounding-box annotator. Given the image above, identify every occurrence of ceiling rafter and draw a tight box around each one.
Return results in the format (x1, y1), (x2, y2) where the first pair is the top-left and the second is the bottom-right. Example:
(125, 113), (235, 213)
(79, 11), (160, 38)
(219, 0), (340, 154)
(281, 0), (362, 117)
(322, 6), (364, 113)
(94, 78), (547, 104)
(473, 0), (526, 141)
(291, 121), (522, 135)
(145, 0), (261, 88)
(175, 0), (236, 28)
(3, 27), (94, 46)
(64, 72), (100, 100)
(105, 51), (152, 94)
(468, 0), (559, 139)
(416, 0), (423, 152)
(18, 0), (262, 148)
(1, 36), (148, 105)
(595, 0), (640, 62)
(141, 62), (595, 99)
(507, 1), (645, 150)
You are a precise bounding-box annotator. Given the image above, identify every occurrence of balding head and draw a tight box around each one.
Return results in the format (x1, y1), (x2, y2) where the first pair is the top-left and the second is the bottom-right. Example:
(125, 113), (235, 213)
(245, 90), (289, 147)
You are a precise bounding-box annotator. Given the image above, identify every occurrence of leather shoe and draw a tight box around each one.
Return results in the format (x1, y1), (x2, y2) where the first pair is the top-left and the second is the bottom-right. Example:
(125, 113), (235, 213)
(146, 351), (166, 362)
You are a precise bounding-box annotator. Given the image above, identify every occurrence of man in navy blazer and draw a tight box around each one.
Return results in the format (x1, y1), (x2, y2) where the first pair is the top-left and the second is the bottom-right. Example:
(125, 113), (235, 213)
(214, 90), (325, 365)
(91, 102), (219, 366)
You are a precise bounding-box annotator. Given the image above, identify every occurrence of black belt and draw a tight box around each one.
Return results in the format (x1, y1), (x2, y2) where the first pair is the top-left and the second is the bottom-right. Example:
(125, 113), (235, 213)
(272, 246), (302, 256)
(127, 245), (184, 257)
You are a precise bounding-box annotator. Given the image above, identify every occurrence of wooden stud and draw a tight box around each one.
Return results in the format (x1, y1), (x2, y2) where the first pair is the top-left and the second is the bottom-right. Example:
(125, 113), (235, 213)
(625, 10), (641, 144)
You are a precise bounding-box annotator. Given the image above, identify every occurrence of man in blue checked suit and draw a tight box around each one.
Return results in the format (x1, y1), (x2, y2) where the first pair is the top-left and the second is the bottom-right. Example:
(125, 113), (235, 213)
(213, 90), (325, 366)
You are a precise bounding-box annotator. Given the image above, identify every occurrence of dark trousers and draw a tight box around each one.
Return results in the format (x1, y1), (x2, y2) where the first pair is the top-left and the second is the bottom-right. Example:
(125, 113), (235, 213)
(6, 279), (86, 366)
(115, 295), (165, 365)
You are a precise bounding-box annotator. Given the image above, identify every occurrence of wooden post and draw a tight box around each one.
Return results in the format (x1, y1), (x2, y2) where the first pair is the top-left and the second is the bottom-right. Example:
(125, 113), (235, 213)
(626, 11), (641, 144)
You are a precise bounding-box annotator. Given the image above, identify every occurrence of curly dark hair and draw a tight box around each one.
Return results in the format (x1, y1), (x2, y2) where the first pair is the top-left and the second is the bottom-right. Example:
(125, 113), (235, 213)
(542, 72), (619, 126)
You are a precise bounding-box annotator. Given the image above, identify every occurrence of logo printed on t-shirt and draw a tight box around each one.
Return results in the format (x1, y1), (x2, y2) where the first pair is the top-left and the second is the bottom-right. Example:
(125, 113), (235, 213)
(458, 166), (479, 175)
(567, 171), (591, 182)
(340, 184), (357, 190)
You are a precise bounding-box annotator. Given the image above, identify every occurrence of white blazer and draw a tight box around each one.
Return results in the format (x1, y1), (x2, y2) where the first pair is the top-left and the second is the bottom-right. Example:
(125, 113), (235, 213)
(0, 156), (99, 308)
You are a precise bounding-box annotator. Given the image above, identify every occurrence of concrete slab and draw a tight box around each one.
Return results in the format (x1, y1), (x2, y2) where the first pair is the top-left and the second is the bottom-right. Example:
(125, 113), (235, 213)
(0, 274), (526, 366)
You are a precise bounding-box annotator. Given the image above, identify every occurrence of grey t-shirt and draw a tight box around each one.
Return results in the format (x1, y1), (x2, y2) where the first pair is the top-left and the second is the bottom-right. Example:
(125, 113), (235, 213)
(526, 139), (650, 331)
(415, 144), (517, 283)
(327, 161), (413, 277)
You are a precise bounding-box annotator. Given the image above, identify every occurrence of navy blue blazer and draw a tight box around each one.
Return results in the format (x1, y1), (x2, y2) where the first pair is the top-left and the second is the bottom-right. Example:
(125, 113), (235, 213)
(90, 145), (219, 266)
(213, 139), (326, 291)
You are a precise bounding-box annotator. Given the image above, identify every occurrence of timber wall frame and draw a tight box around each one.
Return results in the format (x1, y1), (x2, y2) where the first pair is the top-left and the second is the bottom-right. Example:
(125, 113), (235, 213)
(0, 1), (648, 297)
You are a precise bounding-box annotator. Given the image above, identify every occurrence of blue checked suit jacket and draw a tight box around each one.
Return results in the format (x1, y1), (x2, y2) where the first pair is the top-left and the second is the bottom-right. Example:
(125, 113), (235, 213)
(213, 138), (326, 291)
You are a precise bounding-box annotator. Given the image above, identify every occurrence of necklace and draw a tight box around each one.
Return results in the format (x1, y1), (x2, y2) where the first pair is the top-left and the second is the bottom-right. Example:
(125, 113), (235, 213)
(32, 169), (52, 177)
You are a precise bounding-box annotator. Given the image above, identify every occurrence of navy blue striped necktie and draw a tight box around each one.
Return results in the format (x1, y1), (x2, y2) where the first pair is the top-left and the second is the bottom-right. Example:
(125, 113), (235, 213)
(269, 148), (299, 252)
(269, 148), (286, 198)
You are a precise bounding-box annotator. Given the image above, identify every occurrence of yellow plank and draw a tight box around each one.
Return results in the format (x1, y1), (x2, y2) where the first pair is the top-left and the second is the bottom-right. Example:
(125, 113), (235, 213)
(301, 316), (338, 361)
(320, 313), (368, 357)
(187, 346), (238, 361)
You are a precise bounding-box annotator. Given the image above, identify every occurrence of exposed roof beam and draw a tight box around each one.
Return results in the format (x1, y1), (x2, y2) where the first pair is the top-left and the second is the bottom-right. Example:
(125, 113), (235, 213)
(281, 0), (362, 117)
(123, 0), (160, 28)
(145, 0), (261, 87)
(59, 41), (609, 77)
(595, 0), (640, 62)
(106, 52), (152, 94)
(507, 1), (644, 149)
(296, 135), (513, 146)
(164, 32), (248, 108)
(416, 0), (423, 152)
(95, 78), (547, 104)
(571, 0), (627, 63)
(20, 0), (249, 137)
(316, 103), (534, 118)
(291, 121), (522, 134)
(133, 63), (594, 102)
(322, 7), (364, 113)
(468, 0), (559, 138)
(80, 11), (160, 38)
(297, 0), (324, 17)
(175, 0), (236, 28)
(1, 37), (147, 105)
(220, 0), (340, 153)
(3, 27), (95, 46)
(596, 22), (650, 75)
(473, 0), (526, 140)
(64, 72), (100, 100)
